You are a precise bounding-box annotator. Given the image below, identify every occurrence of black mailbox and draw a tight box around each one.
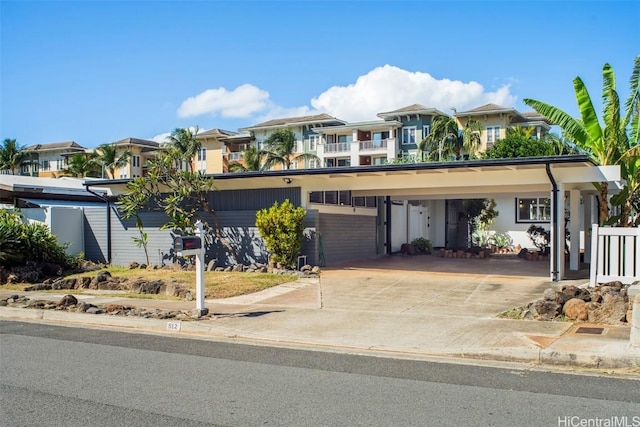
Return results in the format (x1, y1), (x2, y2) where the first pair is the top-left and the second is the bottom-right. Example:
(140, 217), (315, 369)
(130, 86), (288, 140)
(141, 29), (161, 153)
(174, 236), (201, 255)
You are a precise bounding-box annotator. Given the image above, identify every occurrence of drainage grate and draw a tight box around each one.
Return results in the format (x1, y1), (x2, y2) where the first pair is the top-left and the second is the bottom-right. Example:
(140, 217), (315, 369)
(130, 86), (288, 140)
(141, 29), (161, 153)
(575, 327), (605, 335)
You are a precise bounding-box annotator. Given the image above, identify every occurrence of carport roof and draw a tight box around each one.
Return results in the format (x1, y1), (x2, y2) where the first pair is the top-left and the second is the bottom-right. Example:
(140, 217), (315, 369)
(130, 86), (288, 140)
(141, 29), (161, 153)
(83, 155), (620, 199)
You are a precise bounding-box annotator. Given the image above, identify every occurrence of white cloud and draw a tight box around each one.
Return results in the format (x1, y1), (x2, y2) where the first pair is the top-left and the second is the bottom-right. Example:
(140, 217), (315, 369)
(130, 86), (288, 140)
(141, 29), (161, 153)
(150, 126), (202, 144)
(177, 84), (270, 118)
(176, 65), (517, 126)
(150, 131), (171, 143)
(310, 65), (516, 120)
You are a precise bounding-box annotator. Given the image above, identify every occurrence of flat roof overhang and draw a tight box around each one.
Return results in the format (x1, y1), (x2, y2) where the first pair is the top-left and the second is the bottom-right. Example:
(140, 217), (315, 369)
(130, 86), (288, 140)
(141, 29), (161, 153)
(84, 156), (621, 200)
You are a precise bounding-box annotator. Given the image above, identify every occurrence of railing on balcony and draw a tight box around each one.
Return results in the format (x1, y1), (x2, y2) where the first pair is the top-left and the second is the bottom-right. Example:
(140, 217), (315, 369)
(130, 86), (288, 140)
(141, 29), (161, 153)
(324, 142), (350, 153)
(226, 152), (244, 161)
(359, 139), (388, 151)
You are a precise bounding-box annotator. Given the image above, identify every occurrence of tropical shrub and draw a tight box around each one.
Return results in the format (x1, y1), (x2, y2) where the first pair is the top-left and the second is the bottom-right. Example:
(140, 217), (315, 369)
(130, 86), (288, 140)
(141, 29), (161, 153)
(492, 232), (513, 250)
(411, 237), (432, 254)
(471, 229), (493, 248)
(255, 200), (306, 269)
(526, 225), (550, 254)
(0, 209), (74, 268)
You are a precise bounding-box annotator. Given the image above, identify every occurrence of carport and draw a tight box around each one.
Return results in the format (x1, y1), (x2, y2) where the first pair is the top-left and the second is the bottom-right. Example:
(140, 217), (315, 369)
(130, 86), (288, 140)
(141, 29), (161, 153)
(208, 155), (619, 281)
(85, 155), (619, 281)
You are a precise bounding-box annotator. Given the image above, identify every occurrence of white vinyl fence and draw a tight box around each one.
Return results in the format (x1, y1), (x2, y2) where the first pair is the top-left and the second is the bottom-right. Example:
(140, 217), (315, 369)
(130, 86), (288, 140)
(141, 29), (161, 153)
(590, 224), (640, 285)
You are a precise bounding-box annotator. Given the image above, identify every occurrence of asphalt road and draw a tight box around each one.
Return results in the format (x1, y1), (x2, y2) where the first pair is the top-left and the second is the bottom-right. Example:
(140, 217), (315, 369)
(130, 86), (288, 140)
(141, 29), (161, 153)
(1, 320), (639, 427)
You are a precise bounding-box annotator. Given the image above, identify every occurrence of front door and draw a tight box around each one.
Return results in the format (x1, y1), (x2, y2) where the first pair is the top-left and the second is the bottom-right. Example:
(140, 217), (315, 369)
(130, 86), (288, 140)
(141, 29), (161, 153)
(409, 205), (426, 242)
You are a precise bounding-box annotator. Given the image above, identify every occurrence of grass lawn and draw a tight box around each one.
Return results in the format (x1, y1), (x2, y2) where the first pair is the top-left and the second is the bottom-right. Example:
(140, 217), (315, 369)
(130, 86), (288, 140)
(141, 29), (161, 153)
(3, 267), (300, 300)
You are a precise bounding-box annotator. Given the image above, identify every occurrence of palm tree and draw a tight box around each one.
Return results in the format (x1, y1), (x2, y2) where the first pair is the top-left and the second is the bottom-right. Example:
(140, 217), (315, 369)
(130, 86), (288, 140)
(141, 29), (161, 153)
(262, 128), (319, 170)
(419, 114), (483, 161)
(0, 138), (28, 174)
(164, 127), (201, 172)
(60, 152), (100, 178)
(524, 56), (639, 225)
(228, 145), (264, 172)
(95, 143), (131, 179)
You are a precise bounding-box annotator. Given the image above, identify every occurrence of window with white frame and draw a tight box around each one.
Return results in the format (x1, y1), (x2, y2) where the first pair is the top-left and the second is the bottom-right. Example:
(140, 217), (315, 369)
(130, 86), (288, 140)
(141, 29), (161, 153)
(423, 125), (430, 139)
(402, 127), (416, 145)
(132, 155), (140, 168)
(516, 197), (551, 222)
(486, 126), (501, 148)
(290, 160), (298, 170)
(197, 148), (206, 161)
(308, 159), (320, 169)
(308, 135), (320, 151)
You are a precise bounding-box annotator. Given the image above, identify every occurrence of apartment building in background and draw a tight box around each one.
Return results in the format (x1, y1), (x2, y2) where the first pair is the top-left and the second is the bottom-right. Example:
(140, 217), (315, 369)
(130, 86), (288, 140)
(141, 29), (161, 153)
(20, 141), (87, 177)
(12, 103), (552, 177)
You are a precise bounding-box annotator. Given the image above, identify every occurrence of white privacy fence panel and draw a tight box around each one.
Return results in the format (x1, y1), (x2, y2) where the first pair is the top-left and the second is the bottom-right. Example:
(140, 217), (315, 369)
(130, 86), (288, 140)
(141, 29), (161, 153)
(590, 224), (640, 285)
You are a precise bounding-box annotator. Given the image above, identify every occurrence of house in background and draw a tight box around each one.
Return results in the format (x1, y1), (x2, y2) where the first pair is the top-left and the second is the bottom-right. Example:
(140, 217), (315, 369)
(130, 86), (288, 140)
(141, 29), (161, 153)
(195, 128), (254, 174)
(239, 113), (346, 170)
(454, 103), (552, 151)
(108, 137), (161, 179)
(21, 141), (87, 177)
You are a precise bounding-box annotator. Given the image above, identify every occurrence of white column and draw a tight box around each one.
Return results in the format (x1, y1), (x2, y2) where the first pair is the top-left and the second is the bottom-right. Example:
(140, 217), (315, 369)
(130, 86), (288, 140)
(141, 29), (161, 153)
(583, 194), (598, 263)
(351, 130), (360, 166)
(194, 221), (207, 315)
(550, 183), (565, 280)
(569, 189), (581, 270)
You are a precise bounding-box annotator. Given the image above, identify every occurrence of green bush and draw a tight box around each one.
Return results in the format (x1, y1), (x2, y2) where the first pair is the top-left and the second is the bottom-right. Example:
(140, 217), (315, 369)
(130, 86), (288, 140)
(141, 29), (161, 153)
(411, 237), (432, 254)
(255, 200), (307, 269)
(0, 209), (74, 268)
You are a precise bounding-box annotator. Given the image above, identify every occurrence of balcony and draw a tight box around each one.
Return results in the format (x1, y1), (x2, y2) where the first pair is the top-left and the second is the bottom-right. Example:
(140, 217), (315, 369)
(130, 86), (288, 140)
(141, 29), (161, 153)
(359, 139), (388, 151)
(226, 152), (245, 161)
(324, 142), (350, 153)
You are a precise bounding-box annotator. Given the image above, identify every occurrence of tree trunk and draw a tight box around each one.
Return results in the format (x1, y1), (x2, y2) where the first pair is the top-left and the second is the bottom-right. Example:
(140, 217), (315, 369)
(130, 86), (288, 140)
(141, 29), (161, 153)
(599, 182), (609, 225)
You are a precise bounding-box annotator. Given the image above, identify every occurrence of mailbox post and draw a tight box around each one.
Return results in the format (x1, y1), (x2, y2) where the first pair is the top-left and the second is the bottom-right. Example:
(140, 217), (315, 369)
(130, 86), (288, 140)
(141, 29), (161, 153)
(173, 221), (208, 316)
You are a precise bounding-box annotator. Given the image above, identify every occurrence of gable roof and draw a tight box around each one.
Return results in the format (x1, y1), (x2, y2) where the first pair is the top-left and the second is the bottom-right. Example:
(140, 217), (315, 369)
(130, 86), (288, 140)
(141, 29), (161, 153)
(23, 141), (86, 152)
(197, 128), (238, 139)
(377, 104), (448, 119)
(239, 113), (345, 131)
(110, 137), (159, 148)
(519, 111), (553, 124)
(456, 103), (519, 116)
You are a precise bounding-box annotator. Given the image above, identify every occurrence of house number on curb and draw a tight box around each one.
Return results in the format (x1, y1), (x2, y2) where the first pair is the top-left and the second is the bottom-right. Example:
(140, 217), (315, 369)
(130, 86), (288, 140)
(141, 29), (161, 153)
(166, 321), (181, 332)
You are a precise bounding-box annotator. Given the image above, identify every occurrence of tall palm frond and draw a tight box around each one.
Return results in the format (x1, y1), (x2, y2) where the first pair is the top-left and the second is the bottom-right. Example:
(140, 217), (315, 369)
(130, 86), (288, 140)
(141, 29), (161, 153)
(262, 128), (318, 170)
(96, 143), (131, 179)
(228, 145), (264, 172)
(164, 127), (201, 172)
(0, 138), (28, 174)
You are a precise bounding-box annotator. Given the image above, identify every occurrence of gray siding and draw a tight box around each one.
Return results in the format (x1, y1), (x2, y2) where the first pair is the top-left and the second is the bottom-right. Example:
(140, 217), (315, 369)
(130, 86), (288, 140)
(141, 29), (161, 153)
(319, 213), (377, 265)
(83, 207), (108, 263)
(209, 187), (301, 211)
(110, 210), (175, 266)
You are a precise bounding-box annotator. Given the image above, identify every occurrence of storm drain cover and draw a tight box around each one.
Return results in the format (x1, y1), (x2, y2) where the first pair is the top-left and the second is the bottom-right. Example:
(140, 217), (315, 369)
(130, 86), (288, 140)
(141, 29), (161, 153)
(575, 327), (605, 335)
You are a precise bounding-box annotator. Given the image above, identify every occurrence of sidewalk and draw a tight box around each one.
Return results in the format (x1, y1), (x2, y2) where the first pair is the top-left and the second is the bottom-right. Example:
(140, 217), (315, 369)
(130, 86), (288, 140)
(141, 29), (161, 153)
(1, 273), (638, 371)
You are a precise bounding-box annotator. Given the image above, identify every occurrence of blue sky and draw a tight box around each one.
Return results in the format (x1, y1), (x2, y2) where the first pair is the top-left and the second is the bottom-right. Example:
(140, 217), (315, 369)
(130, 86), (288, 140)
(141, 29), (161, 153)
(1, 1), (638, 148)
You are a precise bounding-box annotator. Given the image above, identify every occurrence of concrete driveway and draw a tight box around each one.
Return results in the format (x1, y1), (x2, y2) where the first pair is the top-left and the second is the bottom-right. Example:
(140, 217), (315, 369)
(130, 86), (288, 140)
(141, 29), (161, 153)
(318, 254), (561, 317)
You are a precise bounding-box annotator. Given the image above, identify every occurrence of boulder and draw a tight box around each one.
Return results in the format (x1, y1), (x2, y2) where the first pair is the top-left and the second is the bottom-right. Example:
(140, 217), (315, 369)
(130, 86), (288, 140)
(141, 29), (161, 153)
(563, 298), (588, 321)
(400, 243), (416, 256)
(57, 294), (78, 307)
(543, 288), (562, 304)
(530, 299), (561, 321)
(588, 294), (628, 324)
(95, 270), (112, 282)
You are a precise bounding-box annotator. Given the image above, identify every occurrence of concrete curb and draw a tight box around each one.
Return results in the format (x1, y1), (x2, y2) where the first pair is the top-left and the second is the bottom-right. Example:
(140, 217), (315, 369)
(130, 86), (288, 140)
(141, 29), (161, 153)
(2, 306), (638, 370)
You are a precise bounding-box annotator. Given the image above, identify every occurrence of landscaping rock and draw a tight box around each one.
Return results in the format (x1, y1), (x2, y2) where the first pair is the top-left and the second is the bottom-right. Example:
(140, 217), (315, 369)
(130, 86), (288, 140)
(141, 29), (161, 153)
(563, 298), (588, 321)
(95, 270), (112, 282)
(530, 299), (561, 321)
(58, 294), (78, 307)
(400, 243), (416, 256)
(588, 294), (628, 324)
